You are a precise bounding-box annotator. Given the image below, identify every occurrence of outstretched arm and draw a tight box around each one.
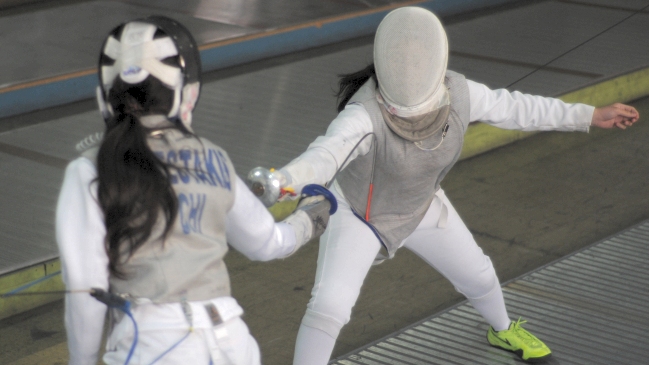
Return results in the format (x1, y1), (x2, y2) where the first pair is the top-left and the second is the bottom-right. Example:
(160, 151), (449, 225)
(226, 175), (331, 260)
(591, 103), (639, 129)
(468, 80), (594, 131)
(278, 104), (374, 193)
(226, 176), (297, 260)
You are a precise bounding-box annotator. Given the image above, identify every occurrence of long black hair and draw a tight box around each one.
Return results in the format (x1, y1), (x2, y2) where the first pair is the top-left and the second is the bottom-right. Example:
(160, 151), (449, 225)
(96, 76), (179, 279)
(335, 63), (378, 112)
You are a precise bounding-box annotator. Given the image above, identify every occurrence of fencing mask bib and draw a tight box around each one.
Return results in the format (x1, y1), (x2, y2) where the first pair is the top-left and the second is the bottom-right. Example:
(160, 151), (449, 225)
(374, 7), (450, 142)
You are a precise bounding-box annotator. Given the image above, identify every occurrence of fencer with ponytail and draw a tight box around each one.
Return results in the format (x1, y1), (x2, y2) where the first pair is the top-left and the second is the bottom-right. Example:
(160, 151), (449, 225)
(96, 76), (179, 278)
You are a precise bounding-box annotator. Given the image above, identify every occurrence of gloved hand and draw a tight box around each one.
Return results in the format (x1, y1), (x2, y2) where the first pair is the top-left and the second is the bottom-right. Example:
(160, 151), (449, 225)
(296, 195), (331, 238)
(281, 185), (337, 256)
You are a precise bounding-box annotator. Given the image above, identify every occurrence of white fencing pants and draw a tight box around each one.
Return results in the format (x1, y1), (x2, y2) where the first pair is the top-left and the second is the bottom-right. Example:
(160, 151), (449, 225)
(293, 188), (510, 365)
(103, 297), (261, 365)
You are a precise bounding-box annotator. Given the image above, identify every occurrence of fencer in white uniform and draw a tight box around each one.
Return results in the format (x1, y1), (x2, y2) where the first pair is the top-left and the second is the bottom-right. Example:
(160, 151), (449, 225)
(260, 7), (639, 364)
(56, 17), (331, 365)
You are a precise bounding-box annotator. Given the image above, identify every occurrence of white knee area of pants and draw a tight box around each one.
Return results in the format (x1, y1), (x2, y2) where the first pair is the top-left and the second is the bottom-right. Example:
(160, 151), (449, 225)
(301, 308), (346, 339)
(305, 276), (358, 337)
(452, 255), (499, 300)
(460, 271), (499, 300)
(299, 186), (380, 340)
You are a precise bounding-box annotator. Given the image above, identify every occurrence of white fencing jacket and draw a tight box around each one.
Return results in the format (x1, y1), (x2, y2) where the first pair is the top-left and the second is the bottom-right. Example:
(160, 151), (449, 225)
(282, 79), (594, 191)
(56, 155), (297, 365)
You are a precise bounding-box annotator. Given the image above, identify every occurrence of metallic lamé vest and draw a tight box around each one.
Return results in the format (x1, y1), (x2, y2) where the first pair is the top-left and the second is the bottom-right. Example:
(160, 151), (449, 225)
(336, 70), (470, 257)
(84, 127), (236, 303)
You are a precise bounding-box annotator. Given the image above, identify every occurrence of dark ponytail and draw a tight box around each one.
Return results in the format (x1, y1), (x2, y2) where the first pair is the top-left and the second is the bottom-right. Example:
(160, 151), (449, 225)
(335, 64), (377, 112)
(97, 77), (178, 279)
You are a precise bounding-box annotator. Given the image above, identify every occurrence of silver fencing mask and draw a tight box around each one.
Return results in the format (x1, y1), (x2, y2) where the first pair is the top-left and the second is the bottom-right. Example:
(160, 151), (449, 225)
(374, 7), (450, 142)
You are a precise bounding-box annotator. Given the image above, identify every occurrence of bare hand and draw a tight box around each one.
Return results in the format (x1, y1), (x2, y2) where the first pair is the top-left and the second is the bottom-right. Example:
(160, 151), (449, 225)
(591, 103), (639, 130)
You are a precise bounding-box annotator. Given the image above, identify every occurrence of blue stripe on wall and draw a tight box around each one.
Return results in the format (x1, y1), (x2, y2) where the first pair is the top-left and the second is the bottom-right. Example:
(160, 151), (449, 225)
(0, 0), (515, 120)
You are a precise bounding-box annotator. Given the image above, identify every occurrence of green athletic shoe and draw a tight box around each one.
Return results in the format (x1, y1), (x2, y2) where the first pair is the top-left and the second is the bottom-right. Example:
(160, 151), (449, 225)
(487, 318), (552, 362)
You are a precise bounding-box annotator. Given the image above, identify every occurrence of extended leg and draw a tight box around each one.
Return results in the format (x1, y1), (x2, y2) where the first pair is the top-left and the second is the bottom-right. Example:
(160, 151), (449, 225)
(402, 190), (510, 330)
(293, 191), (381, 365)
(403, 190), (551, 362)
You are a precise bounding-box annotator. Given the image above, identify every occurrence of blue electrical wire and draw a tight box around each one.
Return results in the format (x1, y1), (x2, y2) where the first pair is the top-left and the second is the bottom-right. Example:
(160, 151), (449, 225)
(123, 311), (139, 365)
(88, 289), (194, 365)
(87, 288), (139, 365)
(147, 330), (191, 365)
(4, 284), (188, 365)
(2, 271), (61, 296)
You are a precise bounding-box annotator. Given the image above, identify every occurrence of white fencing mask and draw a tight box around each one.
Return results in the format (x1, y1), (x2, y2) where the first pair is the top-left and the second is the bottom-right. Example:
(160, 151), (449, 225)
(374, 7), (450, 142)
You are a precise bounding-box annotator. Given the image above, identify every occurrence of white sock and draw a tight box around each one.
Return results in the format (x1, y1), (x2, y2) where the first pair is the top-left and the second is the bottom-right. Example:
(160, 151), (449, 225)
(293, 324), (337, 365)
(468, 284), (511, 331)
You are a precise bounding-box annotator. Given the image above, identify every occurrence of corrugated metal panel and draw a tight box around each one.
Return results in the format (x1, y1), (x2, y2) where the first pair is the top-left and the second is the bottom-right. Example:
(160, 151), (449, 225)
(331, 220), (649, 364)
(0, 152), (62, 274)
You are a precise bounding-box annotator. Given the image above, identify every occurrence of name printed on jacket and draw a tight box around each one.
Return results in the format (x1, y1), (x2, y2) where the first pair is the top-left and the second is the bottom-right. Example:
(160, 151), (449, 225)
(154, 148), (232, 190)
(154, 148), (232, 234)
(178, 192), (206, 234)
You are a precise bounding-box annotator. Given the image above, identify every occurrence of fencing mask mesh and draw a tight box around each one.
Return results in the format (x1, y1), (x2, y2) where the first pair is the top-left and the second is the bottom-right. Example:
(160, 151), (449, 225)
(374, 7), (449, 141)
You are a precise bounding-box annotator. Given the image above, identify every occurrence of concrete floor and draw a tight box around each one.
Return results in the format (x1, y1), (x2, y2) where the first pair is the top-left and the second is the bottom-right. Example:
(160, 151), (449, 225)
(2, 1), (649, 364)
(1, 96), (647, 365)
